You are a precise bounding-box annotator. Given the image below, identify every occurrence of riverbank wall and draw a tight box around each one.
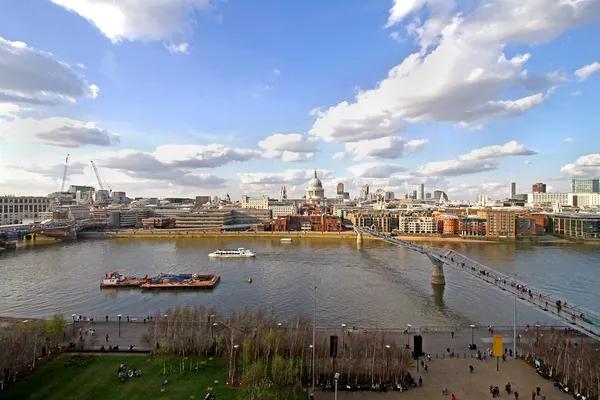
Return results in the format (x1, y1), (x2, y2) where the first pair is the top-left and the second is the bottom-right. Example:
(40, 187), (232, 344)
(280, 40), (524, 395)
(82, 229), (504, 243)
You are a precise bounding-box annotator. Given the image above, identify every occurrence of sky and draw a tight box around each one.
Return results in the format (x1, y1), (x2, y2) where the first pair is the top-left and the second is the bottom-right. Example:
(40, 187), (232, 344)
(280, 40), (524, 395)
(0, 0), (599, 201)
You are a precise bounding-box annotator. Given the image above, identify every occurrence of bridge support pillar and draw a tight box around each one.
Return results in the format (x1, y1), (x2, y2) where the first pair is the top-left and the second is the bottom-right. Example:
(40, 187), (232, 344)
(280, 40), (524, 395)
(427, 254), (446, 285)
(356, 230), (363, 244)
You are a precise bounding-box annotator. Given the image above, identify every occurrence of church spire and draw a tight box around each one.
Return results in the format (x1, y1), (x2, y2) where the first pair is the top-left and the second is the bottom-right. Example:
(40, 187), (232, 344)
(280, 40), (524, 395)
(313, 169), (317, 178)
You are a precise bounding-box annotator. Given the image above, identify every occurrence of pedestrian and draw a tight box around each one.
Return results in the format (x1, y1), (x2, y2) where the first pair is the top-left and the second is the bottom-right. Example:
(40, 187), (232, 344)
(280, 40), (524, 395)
(127, 315), (130, 322)
(531, 389), (536, 399)
(536, 387), (541, 396)
(451, 331), (454, 338)
(105, 315), (108, 322)
(419, 376), (422, 387)
(144, 318), (146, 324)
(540, 394), (545, 400)
(469, 365), (474, 373)
(424, 364), (428, 372)
(106, 334), (109, 342)
(451, 394), (456, 400)
(514, 391), (519, 399)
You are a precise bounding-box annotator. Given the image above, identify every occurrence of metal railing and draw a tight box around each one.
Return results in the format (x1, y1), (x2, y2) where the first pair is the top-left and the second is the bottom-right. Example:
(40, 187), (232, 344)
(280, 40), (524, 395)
(355, 227), (600, 341)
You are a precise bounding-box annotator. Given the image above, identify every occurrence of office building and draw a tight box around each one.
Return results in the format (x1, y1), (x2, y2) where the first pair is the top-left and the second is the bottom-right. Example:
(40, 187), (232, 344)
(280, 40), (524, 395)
(479, 210), (517, 238)
(433, 190), (449, 202)
(397, 216), (437, 234)
(527, 193), (570, 206)
(0, 196), (52, 225)
(195, 196), (211, 207)
(571, 179), (600, 193)
(532, 183), (546, 193)
(549, 213), (600, 240)
(568, 193), (600, 207)
(417, 184), (425, 200)
(336, 183), (344, 195)
(425, 192), (432, 199)
(509, 182), (516, 199)
(412, 190), (417, 200)
(241, 195), (269, 209)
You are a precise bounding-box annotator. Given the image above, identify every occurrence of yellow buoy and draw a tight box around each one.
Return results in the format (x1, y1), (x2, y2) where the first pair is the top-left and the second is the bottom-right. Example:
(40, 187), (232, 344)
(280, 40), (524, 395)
(247, 278), (252, 283)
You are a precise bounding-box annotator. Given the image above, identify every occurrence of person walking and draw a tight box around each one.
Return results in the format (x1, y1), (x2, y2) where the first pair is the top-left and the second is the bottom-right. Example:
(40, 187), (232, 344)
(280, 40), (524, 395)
(106, 334), (109, 342)
(531, 389), (536, 399)
(451, 331), (454, 338)
(419, 376), (423, 387)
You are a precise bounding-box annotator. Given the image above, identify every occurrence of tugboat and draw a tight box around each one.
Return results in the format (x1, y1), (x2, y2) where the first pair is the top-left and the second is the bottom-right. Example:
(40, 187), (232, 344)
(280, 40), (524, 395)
(100, 271), (144, 288)
(208, 248), (255, 258)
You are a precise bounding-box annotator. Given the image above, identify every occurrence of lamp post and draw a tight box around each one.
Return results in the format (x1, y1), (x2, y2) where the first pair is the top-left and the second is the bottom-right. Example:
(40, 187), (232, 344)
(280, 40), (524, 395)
(513, 273), (517, 359)
(406, 324), (412, 349)
(164, 314), (169, 340)
(72, 314), (76, 323)
(233, 344), (239, 384)
(312, 285), (316, 393)
(385, 344), (391, 379)
(470, 324), (476, 349)
(535, 324), (540, 354)
(334, 372), (340, 400)
(341, 323), (346, 370)
(117, 314), (122, 337)
(277, 322), (282, 328)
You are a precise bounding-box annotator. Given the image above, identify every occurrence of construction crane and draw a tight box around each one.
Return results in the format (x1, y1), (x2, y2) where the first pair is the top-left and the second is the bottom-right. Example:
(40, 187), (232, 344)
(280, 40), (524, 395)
(57, 154), (70, 214)
(90, 160), (112, 206)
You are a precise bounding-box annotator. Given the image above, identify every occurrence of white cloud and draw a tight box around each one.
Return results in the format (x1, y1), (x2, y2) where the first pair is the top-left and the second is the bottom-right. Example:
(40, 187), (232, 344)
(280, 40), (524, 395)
(309, 0), (594, 144)
(389, 31), (402, 42)
(560, 154), (600, 178)
(563, 137), (575, 143)
(413, 140), (536, 177)
(238, 169), (335, 196)
(0, 116), (119, 148)
(575, 61), (600, 81)
(258, 133), (317, 162)
(0, 103), (23, 118)
(347, 162), (408, 178)
(271, 69), (281, 76)
(164, 42), (190, 55)
(76, 63), (86, 69)
(385, 0), (427, 29)
(405, 138), (429, 152)
(344, 136), (428, 160)
(332, 152), (345, 160)
(51, 0), (211, 43)
(0, 36), (98, 105)
(524, 160), (532, 165)
(570, 90), (582, 96)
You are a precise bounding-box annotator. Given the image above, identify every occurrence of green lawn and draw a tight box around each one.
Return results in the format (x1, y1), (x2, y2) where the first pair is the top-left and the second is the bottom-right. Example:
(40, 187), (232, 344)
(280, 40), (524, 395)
(0, 355), (305, 400)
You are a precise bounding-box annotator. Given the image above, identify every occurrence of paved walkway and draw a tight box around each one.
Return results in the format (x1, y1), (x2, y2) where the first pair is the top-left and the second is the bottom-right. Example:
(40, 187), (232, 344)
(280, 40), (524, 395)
(313, 358), (573, 400)
(68, 320), (151, 350)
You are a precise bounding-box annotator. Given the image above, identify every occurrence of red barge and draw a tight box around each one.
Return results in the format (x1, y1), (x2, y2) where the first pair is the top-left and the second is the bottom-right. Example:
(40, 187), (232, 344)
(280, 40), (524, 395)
(101, 272), (220, 289)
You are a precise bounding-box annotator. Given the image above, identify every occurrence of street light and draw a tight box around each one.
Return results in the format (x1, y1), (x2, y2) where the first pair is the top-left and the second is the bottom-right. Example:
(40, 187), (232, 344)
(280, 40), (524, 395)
(233, 344), (240, 383)
(277, 322), (282, 328)
(312, 285), (317, 393)
(72, 314), (76, 323)
(385, 344), (391, 379)
(334, 372), (340, 400)
(341, 323), (346, 361)
(406, 324), (412, 349)
(513, 273), (517, 359)
(470, 324), (476, 350)
(117, 314), (122, 337)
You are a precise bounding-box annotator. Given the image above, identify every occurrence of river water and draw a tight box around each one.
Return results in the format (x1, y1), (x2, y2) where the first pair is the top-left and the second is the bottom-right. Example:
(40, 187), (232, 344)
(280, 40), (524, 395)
(1, 237), (598, 329)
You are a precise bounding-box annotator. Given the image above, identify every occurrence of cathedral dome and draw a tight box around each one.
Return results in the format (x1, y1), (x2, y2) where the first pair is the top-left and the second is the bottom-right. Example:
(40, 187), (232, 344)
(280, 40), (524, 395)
(307, 169), (323, 189)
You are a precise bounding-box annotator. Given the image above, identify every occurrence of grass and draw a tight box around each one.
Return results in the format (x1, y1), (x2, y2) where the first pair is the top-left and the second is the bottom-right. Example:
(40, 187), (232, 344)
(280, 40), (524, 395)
(0, 355), (305, 400)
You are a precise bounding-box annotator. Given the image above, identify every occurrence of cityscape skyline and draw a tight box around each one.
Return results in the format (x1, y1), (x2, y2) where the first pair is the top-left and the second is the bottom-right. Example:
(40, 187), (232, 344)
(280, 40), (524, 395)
(1, 1), (600, 201)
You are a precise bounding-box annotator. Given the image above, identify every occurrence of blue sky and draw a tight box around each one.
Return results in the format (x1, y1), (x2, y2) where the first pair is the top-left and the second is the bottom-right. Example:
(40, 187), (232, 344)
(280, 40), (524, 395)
(1, 0), (599, 200)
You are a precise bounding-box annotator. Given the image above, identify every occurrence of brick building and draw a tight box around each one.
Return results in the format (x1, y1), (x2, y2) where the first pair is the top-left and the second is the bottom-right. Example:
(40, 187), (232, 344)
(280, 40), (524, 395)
(436, 215), (459, 234)
(459, 217), (486, 236)
(271, 215), (342, 232)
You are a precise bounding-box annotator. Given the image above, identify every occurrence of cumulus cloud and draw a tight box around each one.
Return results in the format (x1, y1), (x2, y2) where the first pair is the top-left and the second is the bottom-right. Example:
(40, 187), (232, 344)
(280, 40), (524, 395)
(51, 0), (211, 42)
(238, 169), (335, 196)
(347, 162), (408, 178)
(575, 61), (600, 81)
(18, 161), (87, 180)
(309, 0), (594, 144)
(0, 103), (23, 118)
(413, 140), (536, 177)
(563, 137), (575, 143)
(343, 136), (429, 160)
(0, 116), (120, 148)
(332, 152), (345, 160)
(447, 182), (507, 200)
(0, 36), (98, 105)
(164, 42), (190, 55)
(101, 144), (261, 180)
(560, 154), (600, 178)
(258, 133), (317, 162)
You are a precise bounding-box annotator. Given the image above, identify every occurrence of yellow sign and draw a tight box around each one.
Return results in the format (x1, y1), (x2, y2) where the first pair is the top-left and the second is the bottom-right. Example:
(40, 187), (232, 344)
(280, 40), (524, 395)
(493, 335), (503, 357)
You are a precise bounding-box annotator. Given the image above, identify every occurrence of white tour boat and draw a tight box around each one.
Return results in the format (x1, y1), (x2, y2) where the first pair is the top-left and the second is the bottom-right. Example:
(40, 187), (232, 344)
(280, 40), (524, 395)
(209, 248), (256, 258)
(280, 238), (292, 243)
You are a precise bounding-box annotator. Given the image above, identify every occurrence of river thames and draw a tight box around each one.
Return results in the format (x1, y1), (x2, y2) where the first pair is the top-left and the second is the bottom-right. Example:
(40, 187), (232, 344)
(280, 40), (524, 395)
(1, 237), (599, 328)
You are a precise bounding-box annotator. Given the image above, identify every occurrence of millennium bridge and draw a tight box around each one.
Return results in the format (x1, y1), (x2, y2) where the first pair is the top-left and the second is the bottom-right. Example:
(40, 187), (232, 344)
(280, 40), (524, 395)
(355, 227), (600, 341)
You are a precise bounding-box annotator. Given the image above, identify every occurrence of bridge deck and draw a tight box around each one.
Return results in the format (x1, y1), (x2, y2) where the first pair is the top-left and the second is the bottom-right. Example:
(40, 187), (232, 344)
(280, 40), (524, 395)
(355, 227), (600, 341)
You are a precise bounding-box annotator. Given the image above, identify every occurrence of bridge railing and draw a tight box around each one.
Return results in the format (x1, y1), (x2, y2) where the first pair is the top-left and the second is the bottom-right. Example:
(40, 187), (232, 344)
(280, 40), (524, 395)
(356, 227), (600, 340)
